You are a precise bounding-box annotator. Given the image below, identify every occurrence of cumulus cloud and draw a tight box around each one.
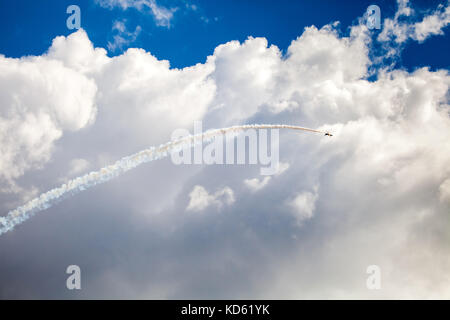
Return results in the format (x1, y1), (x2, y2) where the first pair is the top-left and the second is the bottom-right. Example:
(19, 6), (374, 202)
(0, 0), (449, 299)
(0, 49), (97, 188)
(287, 187), (319, 225)
(186, 185), (235, 211)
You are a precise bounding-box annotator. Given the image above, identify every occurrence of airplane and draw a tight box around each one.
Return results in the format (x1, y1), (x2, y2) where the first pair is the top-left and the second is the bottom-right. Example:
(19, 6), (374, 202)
(324, 132), (333, 137)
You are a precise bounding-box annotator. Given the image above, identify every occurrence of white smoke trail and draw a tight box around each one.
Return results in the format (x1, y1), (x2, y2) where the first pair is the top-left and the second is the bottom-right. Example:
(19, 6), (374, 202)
(0, 124), (326, 236)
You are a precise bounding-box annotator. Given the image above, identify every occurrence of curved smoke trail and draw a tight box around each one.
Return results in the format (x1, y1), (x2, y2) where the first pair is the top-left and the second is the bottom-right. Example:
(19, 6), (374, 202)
(0, 124), (327, 236)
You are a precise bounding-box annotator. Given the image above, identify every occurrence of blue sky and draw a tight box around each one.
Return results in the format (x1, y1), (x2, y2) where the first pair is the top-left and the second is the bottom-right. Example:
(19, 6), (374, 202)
(0, 0), (448, 69)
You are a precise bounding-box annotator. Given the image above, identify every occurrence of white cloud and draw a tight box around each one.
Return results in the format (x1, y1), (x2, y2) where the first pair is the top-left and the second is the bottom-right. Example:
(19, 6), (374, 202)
(378, 0), (450, 44)
(0, 48), (97, 187)
(48, 30), (215, 144)
(287, 188), (318, 224)
(186, 185), (235, 211)
(397, 0), (414, 17)
(244, 176), (271, 192)
(108, 20), (142, 52)
(413, 4), (450, 42)
(0, 28), (214, 187)
(96, 0), (177, 28)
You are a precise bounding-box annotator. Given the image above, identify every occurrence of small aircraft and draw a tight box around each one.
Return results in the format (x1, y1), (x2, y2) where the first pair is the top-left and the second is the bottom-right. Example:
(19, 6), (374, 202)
(324, 132), (333, 137)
